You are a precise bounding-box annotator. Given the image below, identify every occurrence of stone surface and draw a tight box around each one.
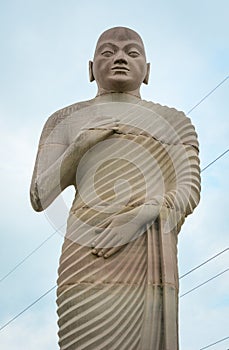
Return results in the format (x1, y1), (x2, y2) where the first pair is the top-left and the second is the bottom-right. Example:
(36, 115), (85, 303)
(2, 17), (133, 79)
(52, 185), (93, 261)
(30, 27), (201, 349)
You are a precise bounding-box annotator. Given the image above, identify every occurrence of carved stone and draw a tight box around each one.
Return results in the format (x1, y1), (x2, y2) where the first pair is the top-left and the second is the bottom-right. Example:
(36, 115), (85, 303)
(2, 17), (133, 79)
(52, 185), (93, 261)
(30, 27), (201, 349)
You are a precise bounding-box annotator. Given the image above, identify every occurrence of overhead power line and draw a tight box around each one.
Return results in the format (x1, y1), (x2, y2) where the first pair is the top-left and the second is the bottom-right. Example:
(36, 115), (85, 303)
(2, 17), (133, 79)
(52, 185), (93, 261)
(0, 223), (65, 284)
(179, 247), (228, 279)
(199, 335), (229, 349)
(0, 232), (56, 283)
(187, 75), (228, 114)
(180, 268), (229, 298)
(0, 229), (60, 283)
(201, 149), (229, 173)
(0, 285), (56, 332)
(188, 75), (229, 176)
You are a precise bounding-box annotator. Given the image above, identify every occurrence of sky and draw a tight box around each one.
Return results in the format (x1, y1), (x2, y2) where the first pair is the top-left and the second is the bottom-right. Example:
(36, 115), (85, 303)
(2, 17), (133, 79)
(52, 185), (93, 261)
(0, 0), (228, 349)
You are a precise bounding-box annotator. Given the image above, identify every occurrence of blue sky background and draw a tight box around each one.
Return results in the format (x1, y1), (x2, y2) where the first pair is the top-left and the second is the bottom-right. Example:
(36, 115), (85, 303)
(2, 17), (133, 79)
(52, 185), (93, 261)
(0, 0), (228, 349)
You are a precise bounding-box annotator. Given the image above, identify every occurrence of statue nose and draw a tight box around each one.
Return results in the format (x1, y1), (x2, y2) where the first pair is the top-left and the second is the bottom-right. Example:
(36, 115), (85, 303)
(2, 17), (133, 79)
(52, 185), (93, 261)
(114, 52), (128, 64)
(114, 58), (128, 64)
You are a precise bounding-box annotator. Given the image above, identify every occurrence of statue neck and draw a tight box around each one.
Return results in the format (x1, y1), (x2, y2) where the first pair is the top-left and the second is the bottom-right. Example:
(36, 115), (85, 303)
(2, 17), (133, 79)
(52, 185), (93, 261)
(96, 87), (142, 99)
(94, 92), (141, 104)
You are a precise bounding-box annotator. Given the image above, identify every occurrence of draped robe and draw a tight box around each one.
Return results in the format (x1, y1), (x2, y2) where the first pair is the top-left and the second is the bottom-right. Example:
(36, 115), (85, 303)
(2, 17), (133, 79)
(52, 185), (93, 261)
(31, 93), (200, 350)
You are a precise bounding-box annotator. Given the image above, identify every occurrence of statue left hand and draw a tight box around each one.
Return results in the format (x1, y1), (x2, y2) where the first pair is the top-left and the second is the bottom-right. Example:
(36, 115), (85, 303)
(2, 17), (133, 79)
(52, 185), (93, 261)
(91, 204), (159, 258)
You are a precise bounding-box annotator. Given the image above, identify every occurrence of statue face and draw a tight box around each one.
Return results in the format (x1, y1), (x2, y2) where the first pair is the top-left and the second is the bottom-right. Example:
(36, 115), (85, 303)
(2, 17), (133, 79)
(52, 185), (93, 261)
(92, 27), (149, 94)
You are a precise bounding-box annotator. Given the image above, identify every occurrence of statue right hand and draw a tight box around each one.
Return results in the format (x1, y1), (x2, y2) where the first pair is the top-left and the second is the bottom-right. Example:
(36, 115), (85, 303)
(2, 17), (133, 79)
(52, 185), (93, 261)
(59, 128), (114, 188)
(63, 128), (114, 166)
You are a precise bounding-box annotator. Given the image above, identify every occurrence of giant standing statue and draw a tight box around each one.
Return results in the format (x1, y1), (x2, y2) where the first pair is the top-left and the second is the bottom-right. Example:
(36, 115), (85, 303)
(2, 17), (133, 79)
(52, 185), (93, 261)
(30, 27), (201, 350)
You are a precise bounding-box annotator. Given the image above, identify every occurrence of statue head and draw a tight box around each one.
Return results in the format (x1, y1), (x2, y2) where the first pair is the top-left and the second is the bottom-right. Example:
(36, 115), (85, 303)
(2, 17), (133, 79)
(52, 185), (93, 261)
(89, 27), (150, 98)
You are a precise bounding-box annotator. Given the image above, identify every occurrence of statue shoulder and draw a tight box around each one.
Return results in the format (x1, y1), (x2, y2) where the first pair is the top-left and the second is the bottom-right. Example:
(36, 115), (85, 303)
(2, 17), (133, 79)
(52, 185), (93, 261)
(140, 99), (199, 149)
(141, 99), (190, 123)
(39, 98), (95, 143)
(47, 99), (94, 125)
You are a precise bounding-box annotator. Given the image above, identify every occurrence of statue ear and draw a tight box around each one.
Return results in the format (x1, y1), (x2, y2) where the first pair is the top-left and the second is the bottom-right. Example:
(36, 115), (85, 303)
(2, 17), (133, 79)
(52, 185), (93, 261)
(143, 63), (150, 85)
(89, 60), (95, 82)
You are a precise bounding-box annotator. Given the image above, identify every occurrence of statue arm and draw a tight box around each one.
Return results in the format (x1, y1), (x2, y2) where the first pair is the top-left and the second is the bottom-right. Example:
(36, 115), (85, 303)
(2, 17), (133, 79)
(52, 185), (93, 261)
(30, 112), (72, 212)
(162, 144), (201, 216)
(30, 112), (114, 212)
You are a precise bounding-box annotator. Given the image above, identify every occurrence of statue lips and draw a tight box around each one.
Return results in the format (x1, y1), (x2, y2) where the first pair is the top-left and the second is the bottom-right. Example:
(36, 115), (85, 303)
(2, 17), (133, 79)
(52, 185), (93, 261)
(111, 66), (130, 75)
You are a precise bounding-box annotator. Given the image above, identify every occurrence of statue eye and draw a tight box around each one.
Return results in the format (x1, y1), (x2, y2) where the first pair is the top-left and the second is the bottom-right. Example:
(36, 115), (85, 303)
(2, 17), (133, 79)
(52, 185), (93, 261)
(101, 50), (114, 57)
(128, 51), (140, 58)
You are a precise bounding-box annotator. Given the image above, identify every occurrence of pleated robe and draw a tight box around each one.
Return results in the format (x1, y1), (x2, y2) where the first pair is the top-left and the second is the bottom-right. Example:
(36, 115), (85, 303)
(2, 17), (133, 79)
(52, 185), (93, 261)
(31, 93), (200, 350)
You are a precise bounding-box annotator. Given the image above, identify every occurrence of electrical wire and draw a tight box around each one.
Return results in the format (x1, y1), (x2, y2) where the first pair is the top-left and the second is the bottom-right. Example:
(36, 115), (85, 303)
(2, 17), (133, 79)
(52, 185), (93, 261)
(189, 76), (229, 175)
(199, 335), (229, 349)
(0, 225), (65, 283)
(187, 75), (228, 115)
(0, 285), (56, 332)
(0, 232), (56, 283)
(201, 149), (229, 173)
(179, 247), (228, 279)
(180, 268), (229, 298)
